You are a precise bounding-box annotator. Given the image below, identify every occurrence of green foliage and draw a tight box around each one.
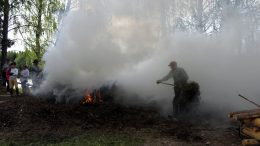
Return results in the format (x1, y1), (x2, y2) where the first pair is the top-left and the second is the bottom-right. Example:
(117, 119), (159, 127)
(17, 0), (65, 60)
(1, 0), (29, 70)
(15, 49), (37, 69)
(0, 51), (18, 62)
(7, 51), (18, 62)
(0, 50), (37, 69)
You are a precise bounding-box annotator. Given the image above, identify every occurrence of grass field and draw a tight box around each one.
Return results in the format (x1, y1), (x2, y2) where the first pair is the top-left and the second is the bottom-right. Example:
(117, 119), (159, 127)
(0, 130), (145, 146)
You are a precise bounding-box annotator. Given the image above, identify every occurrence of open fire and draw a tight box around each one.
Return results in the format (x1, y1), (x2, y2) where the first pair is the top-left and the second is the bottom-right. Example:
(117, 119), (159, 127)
(81, 89), (103, 105)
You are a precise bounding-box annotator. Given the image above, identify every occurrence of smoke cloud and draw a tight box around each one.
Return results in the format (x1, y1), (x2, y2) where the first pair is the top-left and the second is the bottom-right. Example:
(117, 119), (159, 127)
(38, 0), (260, 115)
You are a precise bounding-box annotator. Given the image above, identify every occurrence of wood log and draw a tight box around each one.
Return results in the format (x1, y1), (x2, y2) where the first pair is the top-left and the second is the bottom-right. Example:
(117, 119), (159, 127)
(251, 127), (260, 132)
(252, 119), (260, 128)
(232, 112), (260, 120)
(242, 139), (260, 146)
(242, 125), (260, 132)
(229, 109), (260, 118)
(242, 127), (260, 140)
(244, 118), (260, 128)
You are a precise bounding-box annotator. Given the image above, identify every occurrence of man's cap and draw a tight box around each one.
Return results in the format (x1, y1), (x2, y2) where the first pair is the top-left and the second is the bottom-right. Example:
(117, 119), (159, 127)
(168, 61), (177, 66)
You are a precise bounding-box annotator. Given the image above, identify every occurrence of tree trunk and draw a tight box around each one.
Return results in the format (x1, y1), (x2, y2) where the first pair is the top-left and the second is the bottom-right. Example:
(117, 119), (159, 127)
(160, 0), (167, 36)
(1, 0), (9, 70)
(54, 0), (71, 45)
(196, 0), (204, 32)
(65, 0), (72, 13)
(35, 0), (43, 60)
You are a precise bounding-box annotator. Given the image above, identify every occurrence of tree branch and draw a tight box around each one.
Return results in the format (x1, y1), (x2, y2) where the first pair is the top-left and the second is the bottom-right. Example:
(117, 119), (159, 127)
(18, 27), (34, 49)
(8, 24), (32, 32)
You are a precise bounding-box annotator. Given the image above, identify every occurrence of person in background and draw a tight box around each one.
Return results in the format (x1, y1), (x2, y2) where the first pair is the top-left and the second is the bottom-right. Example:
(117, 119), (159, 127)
(5, 63), (11, 94)
(157, 61), (189, 116)
(20, 65), (30, 95)
(2, 59), (10, 92)
(31, 59), (42, 89)
(8, 62), (19, 96)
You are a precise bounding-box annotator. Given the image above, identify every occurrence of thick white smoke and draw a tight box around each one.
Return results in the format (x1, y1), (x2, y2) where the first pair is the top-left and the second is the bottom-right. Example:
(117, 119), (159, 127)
(39, 0), (260, 115)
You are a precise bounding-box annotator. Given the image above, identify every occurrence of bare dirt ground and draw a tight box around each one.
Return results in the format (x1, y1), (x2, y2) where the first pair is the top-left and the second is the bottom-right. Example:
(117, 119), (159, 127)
(0, 95), (241, 146)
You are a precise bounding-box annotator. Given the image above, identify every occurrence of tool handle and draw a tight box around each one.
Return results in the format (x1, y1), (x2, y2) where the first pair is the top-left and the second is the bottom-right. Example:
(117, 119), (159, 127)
(160, 82), (175, 87)
(238, 94), (260, 108)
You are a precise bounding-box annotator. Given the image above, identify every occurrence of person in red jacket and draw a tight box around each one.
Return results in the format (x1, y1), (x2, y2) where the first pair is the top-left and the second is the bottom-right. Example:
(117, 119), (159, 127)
(5, 64), (11, 93)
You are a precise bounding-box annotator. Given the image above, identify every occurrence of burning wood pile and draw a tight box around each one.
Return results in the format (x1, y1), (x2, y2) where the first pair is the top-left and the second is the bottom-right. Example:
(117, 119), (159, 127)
(80, 85), (116, 105)
(81, 89), (103, 105)
(229, 108), (260, 146)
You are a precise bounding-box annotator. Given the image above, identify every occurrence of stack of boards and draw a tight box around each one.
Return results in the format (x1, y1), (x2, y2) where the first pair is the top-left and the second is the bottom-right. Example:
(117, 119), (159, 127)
(229, 108), (260, 146)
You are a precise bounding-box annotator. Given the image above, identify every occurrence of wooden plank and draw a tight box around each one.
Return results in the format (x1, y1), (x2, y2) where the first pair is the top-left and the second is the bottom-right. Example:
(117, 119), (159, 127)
(242, 127), (260, 140)
(242, 139), (260, 146)
(252, 119), (260, 128)
(229, 109), (260, 118)
(232, 112), (260, 120)
(244, 118), (260, 128)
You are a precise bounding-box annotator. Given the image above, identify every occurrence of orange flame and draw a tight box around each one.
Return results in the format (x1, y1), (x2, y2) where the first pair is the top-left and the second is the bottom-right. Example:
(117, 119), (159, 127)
(81, 90), (93, 104)
(81, 89), (103, 105)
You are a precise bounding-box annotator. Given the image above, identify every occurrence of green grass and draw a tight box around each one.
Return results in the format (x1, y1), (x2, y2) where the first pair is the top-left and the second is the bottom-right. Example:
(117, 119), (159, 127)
(0, 130), (145, 146)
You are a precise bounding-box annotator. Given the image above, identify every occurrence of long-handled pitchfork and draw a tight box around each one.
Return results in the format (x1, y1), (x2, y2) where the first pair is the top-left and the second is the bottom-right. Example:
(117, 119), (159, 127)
(159, 82), (175, 87)
(238, 94), (260, 108)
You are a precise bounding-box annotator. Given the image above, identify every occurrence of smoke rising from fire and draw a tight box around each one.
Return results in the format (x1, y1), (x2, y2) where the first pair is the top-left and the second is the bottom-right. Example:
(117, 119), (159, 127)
(38, 0), (260, 115)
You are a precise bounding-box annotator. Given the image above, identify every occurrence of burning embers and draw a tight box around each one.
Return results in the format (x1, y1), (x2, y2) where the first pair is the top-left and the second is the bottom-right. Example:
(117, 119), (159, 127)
(81, 89), (103, 105)
(80, 85), (116, 105)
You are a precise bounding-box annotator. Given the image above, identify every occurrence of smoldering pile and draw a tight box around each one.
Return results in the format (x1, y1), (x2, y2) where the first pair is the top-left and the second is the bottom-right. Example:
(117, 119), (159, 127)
(35, 83), (118, 104)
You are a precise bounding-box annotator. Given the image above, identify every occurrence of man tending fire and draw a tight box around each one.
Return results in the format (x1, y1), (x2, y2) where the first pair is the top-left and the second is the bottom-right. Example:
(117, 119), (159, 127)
(157, 61), (200, 117)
